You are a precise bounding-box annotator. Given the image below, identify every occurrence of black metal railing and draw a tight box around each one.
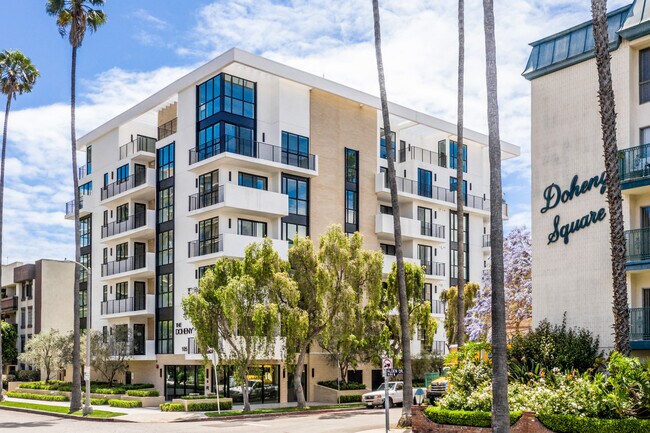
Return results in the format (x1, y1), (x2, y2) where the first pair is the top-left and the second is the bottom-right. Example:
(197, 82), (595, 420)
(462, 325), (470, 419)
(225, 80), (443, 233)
(188, 238), (222, 258)
(101, 255), (147, 277)
(483, 234), (491, 248)
(399, 145), (440, 166)
(158, 118), (177, 141)
(189, 186), (224, 211)
(189, 135), (317, 170)
(420, 260), (445, 276)
(78, 164), (89, 179)
(630, 308), (650, 341)
(101, 172), (147, 200)
(619, 144), (650, 183)
(420, 222), (445, 239)
(625, 227), (650, 262)
(119, 135), (156, 159)
(101, 294), (147, 315)
(101, 212), (148, 238)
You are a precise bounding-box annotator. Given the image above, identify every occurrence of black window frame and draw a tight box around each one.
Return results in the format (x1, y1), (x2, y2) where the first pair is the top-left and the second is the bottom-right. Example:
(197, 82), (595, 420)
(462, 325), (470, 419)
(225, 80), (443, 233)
(238, 218), (267, 238)
(157, 142), (175, 181)
(157, 273), (173, 308)
(158, 187), (174, 223)
(641, 47), (650, 104)
(238, 172), (267, 190)
(158, 229), (174, 266)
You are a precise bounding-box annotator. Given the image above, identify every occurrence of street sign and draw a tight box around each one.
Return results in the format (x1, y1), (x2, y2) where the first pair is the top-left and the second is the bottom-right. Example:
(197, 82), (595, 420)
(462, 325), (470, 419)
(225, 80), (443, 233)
(382, 357), (392, 370)
(84, 367), (90, 381)
(384, 368), (404, 376)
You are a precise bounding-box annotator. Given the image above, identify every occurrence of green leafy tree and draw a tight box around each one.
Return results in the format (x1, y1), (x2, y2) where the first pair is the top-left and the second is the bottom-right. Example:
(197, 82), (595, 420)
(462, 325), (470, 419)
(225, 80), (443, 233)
(46, 0), (107, 412)
(18, 329), (69, 383)
(1, 321), (18, 366)
(91, 328), (131, 387)
(440, 282), (479, 345)
(183, 239), (296, 412)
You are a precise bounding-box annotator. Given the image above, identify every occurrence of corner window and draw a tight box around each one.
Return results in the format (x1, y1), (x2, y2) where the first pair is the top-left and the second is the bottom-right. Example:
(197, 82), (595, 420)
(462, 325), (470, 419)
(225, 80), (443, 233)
(157, 142), (175, 180)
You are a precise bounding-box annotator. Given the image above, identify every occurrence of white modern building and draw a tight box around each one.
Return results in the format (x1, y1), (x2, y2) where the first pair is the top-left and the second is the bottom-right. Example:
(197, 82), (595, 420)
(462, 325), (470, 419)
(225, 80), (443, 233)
(70, 48), (519, 401)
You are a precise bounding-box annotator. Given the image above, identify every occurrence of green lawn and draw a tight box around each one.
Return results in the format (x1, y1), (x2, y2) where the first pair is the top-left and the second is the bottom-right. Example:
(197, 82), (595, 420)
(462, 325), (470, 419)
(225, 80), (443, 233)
(0, 401), (126, 418)
(205, 403), (364, 417)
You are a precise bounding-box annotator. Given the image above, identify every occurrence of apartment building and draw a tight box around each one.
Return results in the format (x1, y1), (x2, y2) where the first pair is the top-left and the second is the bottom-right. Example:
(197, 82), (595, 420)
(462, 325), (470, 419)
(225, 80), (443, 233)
(70, 48), (519, 401)
(526, 1), (650, 358)
(0, 260), (75, 375)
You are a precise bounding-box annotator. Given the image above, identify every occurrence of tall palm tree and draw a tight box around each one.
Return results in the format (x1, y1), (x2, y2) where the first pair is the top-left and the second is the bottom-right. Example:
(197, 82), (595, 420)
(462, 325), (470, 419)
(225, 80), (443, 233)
(590, 0), (629, 356)
(455, 0), (466, 347)
(0, 50), (39, 401)
(481, 0), (509, 431)
(46, 0), (106, 413)
(372, 0), (413, 426)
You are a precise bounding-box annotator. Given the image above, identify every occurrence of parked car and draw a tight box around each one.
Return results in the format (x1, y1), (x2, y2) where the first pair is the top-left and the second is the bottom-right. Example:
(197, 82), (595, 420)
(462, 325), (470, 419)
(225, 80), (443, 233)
(427, 367), (451, 404)
(362, 381), (428, 408)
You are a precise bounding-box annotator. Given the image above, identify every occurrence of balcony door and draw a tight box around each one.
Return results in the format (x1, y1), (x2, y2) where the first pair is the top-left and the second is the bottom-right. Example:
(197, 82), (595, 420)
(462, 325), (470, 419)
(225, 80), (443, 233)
(133, 324), (145, 355)
(417, 207), (433, 237)
(134, 203), (146, 228)
(134, 163), (146, 185)
(134, 282), (146, 310)
(134, 242), (146, 268)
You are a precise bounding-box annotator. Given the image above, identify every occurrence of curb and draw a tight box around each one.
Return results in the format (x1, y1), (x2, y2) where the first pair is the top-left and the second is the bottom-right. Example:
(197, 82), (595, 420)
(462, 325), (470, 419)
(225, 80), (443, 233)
(0, 405), (133, 422)
(175, 405), (367, 422)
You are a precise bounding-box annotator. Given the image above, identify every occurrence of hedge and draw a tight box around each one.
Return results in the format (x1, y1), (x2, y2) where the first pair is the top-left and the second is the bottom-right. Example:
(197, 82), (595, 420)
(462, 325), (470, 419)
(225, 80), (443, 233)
(18, 381), (63, 391)
(339, 394), (363, 403)
(95, 388), (126, 395)
(179, 394), (224, 400)
(424, 407), (522, 427)
(7, 391), (69, 402)
(122, 383), (155, 390)
(160, 403), (185, 412)
(537, 414), (650, 433)
(126, 389), (159, 397)
(108, 399), (142, 408)
(187, 401), (233, 411)
(91, 398), (109, 405)
(317, 380), (366, 390)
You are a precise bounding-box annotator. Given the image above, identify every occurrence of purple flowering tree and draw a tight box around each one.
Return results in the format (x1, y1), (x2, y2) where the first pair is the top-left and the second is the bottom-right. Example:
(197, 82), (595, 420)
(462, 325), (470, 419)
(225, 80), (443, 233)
(465, 227), (532, 341)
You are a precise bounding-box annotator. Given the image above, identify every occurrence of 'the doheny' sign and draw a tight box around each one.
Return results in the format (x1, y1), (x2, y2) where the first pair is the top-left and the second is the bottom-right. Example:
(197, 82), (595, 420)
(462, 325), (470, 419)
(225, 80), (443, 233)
(540, 172), (607, 245)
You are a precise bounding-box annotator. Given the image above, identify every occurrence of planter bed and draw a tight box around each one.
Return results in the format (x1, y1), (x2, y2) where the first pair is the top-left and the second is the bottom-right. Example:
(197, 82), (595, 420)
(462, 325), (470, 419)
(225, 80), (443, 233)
(121, 395), (165, 408)
(312, 384), (368, 404)
(170, 397), (233, 411)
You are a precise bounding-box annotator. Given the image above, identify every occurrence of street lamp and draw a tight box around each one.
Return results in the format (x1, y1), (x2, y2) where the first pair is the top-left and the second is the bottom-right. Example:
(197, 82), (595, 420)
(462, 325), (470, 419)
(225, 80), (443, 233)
(66, 259), (93, 415)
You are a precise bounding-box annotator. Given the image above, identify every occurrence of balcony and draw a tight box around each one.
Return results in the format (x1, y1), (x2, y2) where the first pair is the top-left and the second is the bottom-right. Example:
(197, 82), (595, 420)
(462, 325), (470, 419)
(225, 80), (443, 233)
(158, 118), (177, 141)
(100, 294), (154, 318)
(188, 136), (318, 176)
(187, 233), (289, 263)
(483, 234), (491, 248)
(375, 213), (445, 242)
(78, 164), (90, 180)
(188, 184), (288, 219)
(630, 308), (650, 349)
(101, 253), (155, 279)
(100, 168), (155, 203)
(619, 144), (650, 189)
(398, 145), (446, 167)
(625, 228), (650, 267)
(1, 296), (18, 312)
(119, 135), (156, 161)
(64, 194), (91, 220)
(375, 172), (490, 212)
(112, 340), (156, 360)
(421, 260), (446, 278)
(101, 210), (155, 241)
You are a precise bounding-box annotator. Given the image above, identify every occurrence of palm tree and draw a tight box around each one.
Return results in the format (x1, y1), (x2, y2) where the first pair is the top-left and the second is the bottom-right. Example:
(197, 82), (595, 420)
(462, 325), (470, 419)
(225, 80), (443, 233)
(455, 0), (466, 347)
(371, 0), (413, 426)
(590, 0), (629, 355)
(481, 0), (509, 431)
(0, 50), (39, 401)
(46, 0), (106, 413)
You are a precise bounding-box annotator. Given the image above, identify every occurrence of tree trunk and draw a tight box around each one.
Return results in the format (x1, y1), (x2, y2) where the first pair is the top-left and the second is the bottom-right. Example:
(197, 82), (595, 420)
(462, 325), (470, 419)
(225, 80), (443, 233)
(590, 0), (630, 356)
(241, 369), (251, 412)
(293, 344), (307, 408)
(0, 94), (10, 401)
(456, 0), (466, 347)
(372, 0), (412, 426)
(69, 44), (82, 413)
(482, 0), (510, 431)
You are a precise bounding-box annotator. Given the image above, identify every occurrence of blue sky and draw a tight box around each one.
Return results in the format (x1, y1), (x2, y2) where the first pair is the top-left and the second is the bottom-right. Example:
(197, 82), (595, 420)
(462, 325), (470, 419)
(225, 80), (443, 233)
(0, 0), (631, 262)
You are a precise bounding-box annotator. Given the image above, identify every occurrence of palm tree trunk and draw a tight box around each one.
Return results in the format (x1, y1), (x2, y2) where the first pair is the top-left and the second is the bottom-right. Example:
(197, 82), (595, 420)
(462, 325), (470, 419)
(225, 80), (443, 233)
(481, 0), (509, 431)
(69, 44), (82, 413)
(590, 0), (630, 356)
(372, 0), (412, 426)
(0, 94), (11, 400)
(456, 0), (466, 347)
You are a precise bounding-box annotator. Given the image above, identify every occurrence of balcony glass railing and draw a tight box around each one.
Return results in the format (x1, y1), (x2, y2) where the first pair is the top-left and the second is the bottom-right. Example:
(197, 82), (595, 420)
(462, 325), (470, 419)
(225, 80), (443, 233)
(619, 143), (650, 183)
(101, 212), (147, 238)
(189, 135), (317, 170)
(420, 260), (445, 276)
(101, 295), (147, 315)
(119, 135), (156, 160)
(189, 186), (224, 211)
(625, 227), (650, 262)
(158, 118), (177, 141)
(101, 172), (147, 200)
(399, 145), (442, 166)
(188, 238), (222, 258)
(420, 222), (445, 239)
(101, 255), (147, 277)
(630, 307), (650, 341)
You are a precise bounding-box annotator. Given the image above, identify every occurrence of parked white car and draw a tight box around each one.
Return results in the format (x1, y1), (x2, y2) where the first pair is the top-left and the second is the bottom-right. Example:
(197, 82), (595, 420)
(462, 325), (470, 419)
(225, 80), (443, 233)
(362, 381), (428, 408)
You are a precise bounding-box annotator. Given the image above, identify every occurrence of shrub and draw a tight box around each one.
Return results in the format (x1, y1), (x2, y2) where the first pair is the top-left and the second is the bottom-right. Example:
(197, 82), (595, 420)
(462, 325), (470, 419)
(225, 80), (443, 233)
(123, 383), (155, 390)
(338, 394), (362, 403)
(160, 403), (185, 412)
(91, 398), (109, 405)
(16, 370), (41, 382)
(180, 394), (224, 400)
(603, 352), (650, 418)
(126, 389), (159, 397)
(317, 380), (366, 390)
(7, 391), (69, 402)
(424, 407), (521, 427)
(108, 399), (142, 408)
(95, 387), (126, 395)
(187, 400), (233, 411)
(538, 413), (650, 433)
(18, 381), (64, 390)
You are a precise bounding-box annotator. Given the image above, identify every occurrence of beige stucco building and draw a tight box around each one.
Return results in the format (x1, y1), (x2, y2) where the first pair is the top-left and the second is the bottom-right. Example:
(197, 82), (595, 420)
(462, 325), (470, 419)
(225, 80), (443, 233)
(71, 48), (519, 401)
(527, 1), (650, 357)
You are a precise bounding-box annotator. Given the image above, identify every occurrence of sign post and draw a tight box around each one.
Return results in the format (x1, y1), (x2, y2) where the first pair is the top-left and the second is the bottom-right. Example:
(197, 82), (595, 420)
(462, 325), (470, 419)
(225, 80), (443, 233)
(209, 348), (221, 414)
(382, 357), (392, 433)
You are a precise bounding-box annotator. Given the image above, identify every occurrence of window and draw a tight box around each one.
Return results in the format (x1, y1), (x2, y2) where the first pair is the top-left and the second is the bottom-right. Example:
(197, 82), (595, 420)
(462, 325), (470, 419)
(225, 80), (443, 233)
(642, 206), (650, 229)
(641, 48), (650, 104)
(80, 288), (87, 319)
(116, 203), (129, 223)
(450, 177), (468, 204)
(116, 242), (128, 261)
(224, 73), (255, 119)
(158, 142), (175, 180)
(103, 285), (108, 302)
(157, 320), (173, 354)
(282, 175), (308, 216)
(345, 148), (359, 233)
(158, 187), (174, 223)
(116, 282), (128, 300)
(418, 245), (433, 275)
(450, 211), (470, 281)
(114, 324), (128, 342)
(238, 172), (267, 190)
(80, 253), (90, 283)
(199, 217), (219, 254)
(345, 148), (358, 183)
(380, 128), (396, 160)
(20, 307), (25, 328)
(224, 123), (254, 156)
(24, 281), (33, 299)
(281, 131), (310, 168)
(198, 74), (221, 121)
(380, 243), (396, 255)
(283, 222), (307, 244)
(27, 306), (33, 328)
(157, 273), (173, 308)
(103, 173), (109, 187)
(80, 215), (91, 247)
(438, 140), (447, 167)
(418, 207), (433, 237)
(449, 140), (467, 172)
(79, 181), (92, 195)
(198, 266), (213, 280)
(380, 205), (393, 215)
(20, 335), (25, 352)
(103, 248), (108, 264)
(198, 123), (221, 160)
(158, 230), (174, 266)
(239, 219), (267, 237)
(116, 164), (129, 183)
(345, 191), (358, 227)
(418, 168), (432, 198)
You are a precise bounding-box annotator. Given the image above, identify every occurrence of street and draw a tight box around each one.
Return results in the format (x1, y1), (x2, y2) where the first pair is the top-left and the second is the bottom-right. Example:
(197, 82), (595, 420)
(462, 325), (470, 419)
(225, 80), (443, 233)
(0, 407), (408, 432)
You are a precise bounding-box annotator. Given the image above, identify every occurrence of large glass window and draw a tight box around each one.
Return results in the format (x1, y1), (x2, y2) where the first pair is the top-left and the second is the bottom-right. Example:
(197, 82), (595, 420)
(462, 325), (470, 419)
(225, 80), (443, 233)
(86, 145), (92, 175)
(449, 140), (467, 172)
(80, 215), (91, 247)
(282, 176), (308, 216)
(158, 230), (174, 266)
(345, 148), (359, 233)
(116, 203), (129, 223)
(116, 281), (128, 300)
(80, 253), (90, 283)
(380, 243), (396, 255)
(418, 168), (432, 198)
(116, 242), (128, 261)
(157, 273), (173, 308)
(116, 164), (129, 183)
(239, 172), (267, 190)
(281, 131), (310, 168)
(345, 190), (358, 227)
(641, 48), (650, 104)
(345, 148), (358, 183)
(198, 169), (220, 207)
(450, 177), (468, 203)
(199, 217), (219, 254)
(438, 140), (447, 167)
(158, 142), (175, 180)
(283, 222), (307, 244)
(157, 320), (173, 354)
(380, 129), (396, 160)
(224, 74), (255, 119)
(239, 219), (267, 238)
(158, 187), (174, 223)
(198, 74), (221, 121)
(418, 245), (433, 275)
(79, 181), (92, 195)
(198, 123), (220, 160)
(224, 123), (254, 156)
(418, 207), (433, 237)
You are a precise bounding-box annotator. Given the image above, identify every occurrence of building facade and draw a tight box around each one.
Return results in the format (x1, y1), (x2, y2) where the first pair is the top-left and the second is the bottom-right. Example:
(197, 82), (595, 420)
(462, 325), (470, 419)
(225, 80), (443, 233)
(0, 260), (75, 375)
(71, 48), (519, 401)
(526, 1), (650, 358)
